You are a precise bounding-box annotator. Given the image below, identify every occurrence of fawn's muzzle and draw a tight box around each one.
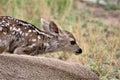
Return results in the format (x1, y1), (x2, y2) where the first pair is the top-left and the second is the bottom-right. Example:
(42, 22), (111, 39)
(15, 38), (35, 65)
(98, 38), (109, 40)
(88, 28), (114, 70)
(75, 48), (82, 55)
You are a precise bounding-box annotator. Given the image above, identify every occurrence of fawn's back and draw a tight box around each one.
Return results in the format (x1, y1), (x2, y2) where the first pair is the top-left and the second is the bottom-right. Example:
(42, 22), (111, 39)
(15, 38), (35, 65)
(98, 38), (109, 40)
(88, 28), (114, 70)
(0, 16), (82, 55)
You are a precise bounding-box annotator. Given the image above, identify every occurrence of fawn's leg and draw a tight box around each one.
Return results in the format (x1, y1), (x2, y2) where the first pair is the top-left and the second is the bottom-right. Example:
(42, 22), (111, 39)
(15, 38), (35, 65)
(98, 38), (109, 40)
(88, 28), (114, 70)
(14, 42), (46, 55)
(13, 45), (40, 55)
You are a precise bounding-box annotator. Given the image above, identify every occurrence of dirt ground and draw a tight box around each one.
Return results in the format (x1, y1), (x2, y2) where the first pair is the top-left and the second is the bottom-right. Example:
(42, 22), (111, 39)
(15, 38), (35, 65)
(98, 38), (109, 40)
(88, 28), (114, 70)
(75, 1), (120, 28)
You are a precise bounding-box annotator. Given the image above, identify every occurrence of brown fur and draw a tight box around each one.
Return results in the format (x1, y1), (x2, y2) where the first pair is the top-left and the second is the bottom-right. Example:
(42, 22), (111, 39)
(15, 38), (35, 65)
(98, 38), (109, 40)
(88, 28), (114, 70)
(0, 16), (82, 55)
(0, 54), (99, 80)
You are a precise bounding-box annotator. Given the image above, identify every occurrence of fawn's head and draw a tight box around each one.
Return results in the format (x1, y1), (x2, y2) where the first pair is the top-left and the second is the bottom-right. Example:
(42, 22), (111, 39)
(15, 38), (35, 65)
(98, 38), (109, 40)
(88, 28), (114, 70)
(41, 18), (82, 55)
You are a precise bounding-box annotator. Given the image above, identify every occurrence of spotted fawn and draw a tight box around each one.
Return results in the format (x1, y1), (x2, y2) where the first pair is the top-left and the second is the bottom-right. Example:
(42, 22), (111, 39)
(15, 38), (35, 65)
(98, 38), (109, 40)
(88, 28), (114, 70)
(0, 16), (82, 55)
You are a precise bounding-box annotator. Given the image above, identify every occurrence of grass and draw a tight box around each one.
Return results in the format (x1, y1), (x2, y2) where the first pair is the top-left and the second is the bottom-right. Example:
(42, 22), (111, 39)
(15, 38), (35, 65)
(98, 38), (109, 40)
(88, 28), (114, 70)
(0, 0), (120, 80)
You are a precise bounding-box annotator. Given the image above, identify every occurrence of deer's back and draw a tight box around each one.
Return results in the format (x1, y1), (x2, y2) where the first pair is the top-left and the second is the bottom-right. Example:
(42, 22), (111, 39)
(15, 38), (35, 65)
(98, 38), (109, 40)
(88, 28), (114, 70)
(0, 54), (99, 80)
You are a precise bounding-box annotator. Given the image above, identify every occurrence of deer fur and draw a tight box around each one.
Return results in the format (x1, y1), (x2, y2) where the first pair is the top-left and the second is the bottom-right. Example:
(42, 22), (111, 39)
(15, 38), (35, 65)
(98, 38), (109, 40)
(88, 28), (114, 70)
(0, 54), (99, 80)
(0, 16), (82, 55)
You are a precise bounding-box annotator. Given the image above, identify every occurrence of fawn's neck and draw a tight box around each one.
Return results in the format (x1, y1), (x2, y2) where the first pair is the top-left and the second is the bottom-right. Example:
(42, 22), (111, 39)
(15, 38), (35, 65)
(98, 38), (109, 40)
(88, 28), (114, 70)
(39, 36), (60, 54)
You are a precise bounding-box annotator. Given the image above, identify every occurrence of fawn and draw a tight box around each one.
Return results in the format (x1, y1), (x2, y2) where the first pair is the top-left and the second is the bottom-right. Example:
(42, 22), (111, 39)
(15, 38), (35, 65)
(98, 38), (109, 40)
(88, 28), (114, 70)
(0, 16), (82, 55)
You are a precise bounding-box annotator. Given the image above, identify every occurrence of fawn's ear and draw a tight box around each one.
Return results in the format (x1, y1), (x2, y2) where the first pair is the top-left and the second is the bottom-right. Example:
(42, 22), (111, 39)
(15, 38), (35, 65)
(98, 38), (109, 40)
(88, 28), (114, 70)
(41, 18), (50, 32)
(49, 21), (59, 35)
(41, 18), (61, 36)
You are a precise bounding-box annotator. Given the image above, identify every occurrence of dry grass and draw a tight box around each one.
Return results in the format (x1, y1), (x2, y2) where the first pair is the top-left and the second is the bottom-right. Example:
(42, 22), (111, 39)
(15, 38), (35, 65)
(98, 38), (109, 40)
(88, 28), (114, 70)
(0, 0), (120, 80)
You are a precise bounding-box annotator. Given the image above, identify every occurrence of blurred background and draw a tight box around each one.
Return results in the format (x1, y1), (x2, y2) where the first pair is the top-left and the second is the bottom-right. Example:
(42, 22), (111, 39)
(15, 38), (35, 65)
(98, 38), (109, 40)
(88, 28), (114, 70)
(0, 0), (120, 79)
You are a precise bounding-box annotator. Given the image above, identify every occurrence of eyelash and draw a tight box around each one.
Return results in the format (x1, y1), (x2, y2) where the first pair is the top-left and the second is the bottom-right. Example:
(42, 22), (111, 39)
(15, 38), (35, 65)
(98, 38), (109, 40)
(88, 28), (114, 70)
(70, 41), (76, 45)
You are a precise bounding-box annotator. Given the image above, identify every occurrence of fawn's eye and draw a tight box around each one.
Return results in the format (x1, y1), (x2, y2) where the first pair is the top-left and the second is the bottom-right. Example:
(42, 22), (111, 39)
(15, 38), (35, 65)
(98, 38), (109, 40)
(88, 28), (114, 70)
(70, 41), (76, 45)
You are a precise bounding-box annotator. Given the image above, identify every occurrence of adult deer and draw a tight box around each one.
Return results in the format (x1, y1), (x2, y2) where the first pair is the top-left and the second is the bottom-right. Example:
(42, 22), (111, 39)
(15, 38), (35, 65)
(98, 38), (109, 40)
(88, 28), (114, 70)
(0, 54), (99, 80)
(0, 16), (82, 55)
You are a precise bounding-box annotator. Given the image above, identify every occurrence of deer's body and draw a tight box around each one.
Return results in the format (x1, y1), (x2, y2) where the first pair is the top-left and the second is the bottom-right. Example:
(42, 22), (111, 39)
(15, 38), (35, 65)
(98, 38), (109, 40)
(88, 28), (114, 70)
(0, 54), (99, 80)
(0, 16), (82, 55)
(0, 16), (47, 55)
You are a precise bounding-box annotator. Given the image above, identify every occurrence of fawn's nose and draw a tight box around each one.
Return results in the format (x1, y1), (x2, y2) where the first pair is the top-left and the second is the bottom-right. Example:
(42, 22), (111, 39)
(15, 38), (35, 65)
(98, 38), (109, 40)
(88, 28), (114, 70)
(75, 48), (82, 55)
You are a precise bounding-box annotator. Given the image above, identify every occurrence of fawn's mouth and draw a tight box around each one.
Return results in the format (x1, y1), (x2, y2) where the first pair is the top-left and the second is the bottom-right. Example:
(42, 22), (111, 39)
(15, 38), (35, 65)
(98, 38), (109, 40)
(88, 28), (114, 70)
(75, 49), (82, 55)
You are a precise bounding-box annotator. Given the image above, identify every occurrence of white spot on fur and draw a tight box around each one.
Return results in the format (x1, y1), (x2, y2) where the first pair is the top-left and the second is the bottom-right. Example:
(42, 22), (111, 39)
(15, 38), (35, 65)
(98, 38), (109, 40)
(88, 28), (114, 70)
(16, 20), (19, 23)
(25, 33), (29, 36)
(44, 43), (50, 47)
(17, 28), (21, 32)
(32, 39), (37, 42)
(3, 16), (6, 19)
(28, 30), (32, 33)
(1, 25), (4, 27)
(29, 44), (36, 48)
(10, 27), (12, 30)
(5, 23), (10, 26)
(12, 31), (16, 35)
(8, 16), (13, 20)
(3, 32), (7, 35)
(11, 27), (21, 32)
(38, 36), (41, 39)
(2, 20), (5, 23)
(25, 27), (27, 29)
(20, 31), (22, 34)
(13, 27), (17, 31)
(33, 30), (36, 32)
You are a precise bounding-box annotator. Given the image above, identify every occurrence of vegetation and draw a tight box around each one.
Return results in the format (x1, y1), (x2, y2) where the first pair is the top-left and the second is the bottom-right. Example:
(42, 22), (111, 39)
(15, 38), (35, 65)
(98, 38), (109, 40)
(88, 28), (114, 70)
(0, 0), (119, 80)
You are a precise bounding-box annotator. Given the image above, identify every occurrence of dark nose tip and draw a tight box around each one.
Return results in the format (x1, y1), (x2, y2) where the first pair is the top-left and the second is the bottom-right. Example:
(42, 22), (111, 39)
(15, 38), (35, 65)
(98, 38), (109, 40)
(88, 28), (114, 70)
(75, 49), (82, 55)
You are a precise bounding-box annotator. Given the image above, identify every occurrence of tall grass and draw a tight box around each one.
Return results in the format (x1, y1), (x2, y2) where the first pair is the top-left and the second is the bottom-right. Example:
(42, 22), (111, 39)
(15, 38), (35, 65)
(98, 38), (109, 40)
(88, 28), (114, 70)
(0, 0), (120, 80)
